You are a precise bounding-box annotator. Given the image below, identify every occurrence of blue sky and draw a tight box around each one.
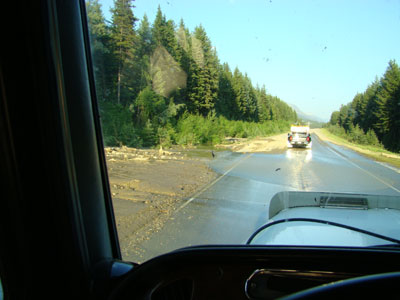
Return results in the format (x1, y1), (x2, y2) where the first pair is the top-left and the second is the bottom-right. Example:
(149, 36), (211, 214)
(99, 0), (400, 121)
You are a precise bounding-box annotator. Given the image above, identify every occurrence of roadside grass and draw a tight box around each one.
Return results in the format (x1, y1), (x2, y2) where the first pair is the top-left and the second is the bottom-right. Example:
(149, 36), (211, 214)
(314, 128), (400, 169)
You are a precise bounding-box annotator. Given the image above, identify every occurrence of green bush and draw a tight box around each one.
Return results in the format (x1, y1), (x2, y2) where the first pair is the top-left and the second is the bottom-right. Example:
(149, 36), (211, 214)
(325, 124), (346, 138)
(173, 114), (290, 146)
(366, 129), (380, 146)
(140, 120), (157, 147)
(326, 124), (382, 148)
(99, 101), (142, 147)
(99, 101), (291, 148)
(157, 124), (176, 148)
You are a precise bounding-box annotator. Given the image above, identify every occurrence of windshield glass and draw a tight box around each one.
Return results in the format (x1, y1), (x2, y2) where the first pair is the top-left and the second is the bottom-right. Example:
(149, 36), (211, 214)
(85, 0), (400, 263)
(293, 132), (307, 137)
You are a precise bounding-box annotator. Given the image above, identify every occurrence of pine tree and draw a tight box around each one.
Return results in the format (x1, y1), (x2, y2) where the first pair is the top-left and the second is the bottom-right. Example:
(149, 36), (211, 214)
(86, 0), (113, 102)
(152, 6), (166, 47)
(110, 0), (138, 105)
(352, 93), (364, 127)
(362, 79), (380, 135)
(135, 14), (153, 90)
(216, 63), (237, 119)
(136, 14), (152, 58)
(375, 62), (399, 133)
(256, 86), (272, 122)
(243, 74), (258, 121)
(232, 67), (247, 120)
(174, 19), (191, 72)
(187, 25), (219, 115)
(176, 19), (190, 53)
(329, 111), (340, 125)
(375, 60), (400, 150)
(151, 6), (179, 60)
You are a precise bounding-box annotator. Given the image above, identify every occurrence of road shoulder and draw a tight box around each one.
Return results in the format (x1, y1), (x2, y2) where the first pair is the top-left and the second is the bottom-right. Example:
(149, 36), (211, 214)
(313, 128), (400, 169)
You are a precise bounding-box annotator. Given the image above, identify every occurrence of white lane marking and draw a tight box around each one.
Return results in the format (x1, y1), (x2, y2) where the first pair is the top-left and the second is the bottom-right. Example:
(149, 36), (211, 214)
(176, 153), (254, 212)
(375, 161), (400, 174)
(324, 145), (400, 194)
(314, 133), (400, 174)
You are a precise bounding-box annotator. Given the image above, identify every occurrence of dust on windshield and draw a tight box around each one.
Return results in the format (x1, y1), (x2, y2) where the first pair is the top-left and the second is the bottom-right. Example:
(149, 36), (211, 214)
(85, 0), (400, 262)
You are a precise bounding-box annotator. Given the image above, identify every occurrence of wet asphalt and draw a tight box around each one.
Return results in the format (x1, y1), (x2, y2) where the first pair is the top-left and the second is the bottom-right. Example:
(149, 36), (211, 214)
(128, 134), (400, 262)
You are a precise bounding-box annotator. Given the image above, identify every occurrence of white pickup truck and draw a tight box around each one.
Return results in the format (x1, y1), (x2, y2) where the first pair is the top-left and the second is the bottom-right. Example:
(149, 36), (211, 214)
(287, 125), (312, 148)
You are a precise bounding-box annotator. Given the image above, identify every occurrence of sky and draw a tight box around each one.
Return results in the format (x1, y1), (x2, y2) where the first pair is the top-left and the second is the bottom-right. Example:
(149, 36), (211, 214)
(98, 0), (400, 121)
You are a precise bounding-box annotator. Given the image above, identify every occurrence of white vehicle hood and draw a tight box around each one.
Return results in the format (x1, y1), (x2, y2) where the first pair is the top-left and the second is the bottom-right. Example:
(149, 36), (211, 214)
(249, 191), (400, 247)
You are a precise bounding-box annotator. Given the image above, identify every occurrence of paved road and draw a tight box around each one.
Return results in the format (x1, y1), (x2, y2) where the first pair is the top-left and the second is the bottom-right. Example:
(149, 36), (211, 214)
(130, 134), (400, 262)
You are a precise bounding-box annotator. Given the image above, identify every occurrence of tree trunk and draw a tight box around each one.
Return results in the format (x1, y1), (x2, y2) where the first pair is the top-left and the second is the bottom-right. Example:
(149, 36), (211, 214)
(117, 64), (121, 104)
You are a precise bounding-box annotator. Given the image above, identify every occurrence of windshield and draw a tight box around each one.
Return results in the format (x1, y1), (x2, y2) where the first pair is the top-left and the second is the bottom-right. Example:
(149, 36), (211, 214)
(292, 132), (307, 137)
(85, 0), (400, 263)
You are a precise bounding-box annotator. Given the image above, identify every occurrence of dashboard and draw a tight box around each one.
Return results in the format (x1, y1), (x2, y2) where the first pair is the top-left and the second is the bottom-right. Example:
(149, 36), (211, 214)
(109, 246), (400, 300)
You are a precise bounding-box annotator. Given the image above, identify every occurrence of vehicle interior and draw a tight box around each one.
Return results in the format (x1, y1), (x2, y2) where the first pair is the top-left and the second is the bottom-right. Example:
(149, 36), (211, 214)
(1, 1), (400, 299)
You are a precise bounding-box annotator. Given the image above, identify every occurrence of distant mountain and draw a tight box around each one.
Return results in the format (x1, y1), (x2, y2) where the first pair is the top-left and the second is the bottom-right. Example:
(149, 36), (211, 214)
(289, 103), (326, 123)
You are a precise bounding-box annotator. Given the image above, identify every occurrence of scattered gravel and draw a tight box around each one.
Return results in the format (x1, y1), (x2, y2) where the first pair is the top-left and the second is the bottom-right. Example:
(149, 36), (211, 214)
(106, 147), (217, 259)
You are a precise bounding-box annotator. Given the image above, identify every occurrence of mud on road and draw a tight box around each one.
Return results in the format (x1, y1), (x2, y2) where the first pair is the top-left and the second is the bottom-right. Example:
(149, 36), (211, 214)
(106, 147), (217, 259)
(217, 133), (288, 153)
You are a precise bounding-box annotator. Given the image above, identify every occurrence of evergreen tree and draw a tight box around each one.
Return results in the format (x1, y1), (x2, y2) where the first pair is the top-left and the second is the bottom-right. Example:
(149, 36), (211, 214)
(173, 20), (190, 71)
(338, 104), (350, 131)
(152, 6), (179, 60)
(375, 60), (400, 150)
(176, 19), (190, 53)
(216, 63), (237, 119)
(110, 0), (138, 105)
(329, 111), (340, 125)
(135, 14), (152, 90)
(136, 14), (152, 57)
(328, 60), (400, 151)
(352, 93), (363, 127)
(243, 74), (258, 121)
(187, 25), (219, 115)
(362, 79), (380, 135)
(232, 67), (247, 119)
(164, 20), (180, 60)
(152, 6), (166, 46)
(86, 0), (114, 102)
(256, 86), (272, 121)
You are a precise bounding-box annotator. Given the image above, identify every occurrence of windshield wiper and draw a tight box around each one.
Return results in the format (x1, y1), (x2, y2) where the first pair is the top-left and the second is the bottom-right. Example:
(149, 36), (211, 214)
(247, 218), (400, 245)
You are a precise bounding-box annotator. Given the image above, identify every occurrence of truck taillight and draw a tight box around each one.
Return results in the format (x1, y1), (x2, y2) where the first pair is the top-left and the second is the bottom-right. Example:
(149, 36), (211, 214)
(289, 135), (293, 141)
(306, 136), (311, 142)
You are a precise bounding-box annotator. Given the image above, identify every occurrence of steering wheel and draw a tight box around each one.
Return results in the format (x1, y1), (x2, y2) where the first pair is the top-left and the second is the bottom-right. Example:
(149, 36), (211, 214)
(282, 272), (400, 299)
